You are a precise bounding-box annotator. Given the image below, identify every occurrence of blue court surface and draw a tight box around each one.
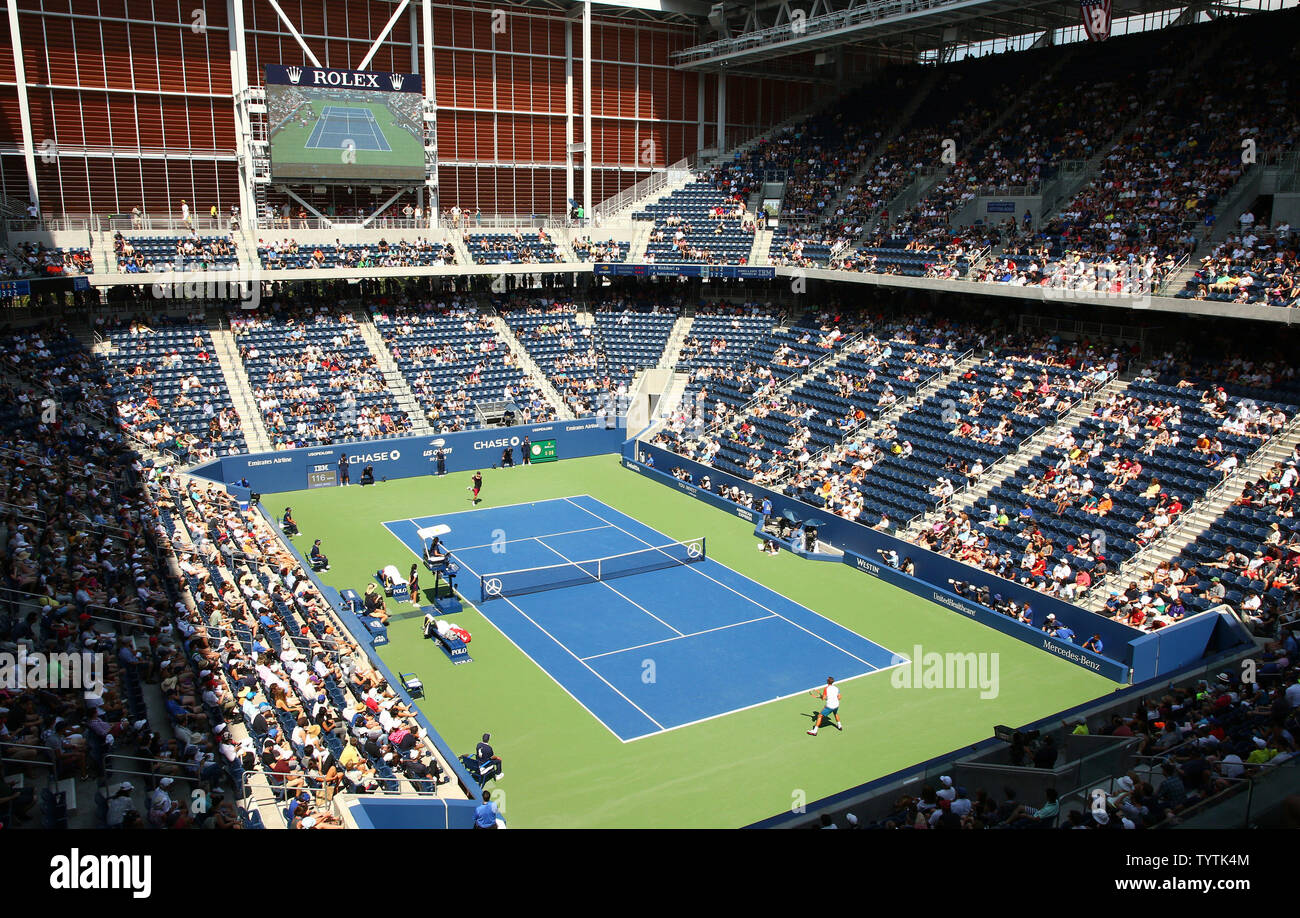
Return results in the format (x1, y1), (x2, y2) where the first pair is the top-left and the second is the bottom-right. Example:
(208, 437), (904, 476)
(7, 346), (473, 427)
(382, 495), (903, 741)
(305, 106), (392, 152)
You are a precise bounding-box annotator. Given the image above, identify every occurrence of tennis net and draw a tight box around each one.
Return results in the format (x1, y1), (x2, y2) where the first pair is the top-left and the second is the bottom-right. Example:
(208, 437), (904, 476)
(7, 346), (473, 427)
(479, 537), (706, 602)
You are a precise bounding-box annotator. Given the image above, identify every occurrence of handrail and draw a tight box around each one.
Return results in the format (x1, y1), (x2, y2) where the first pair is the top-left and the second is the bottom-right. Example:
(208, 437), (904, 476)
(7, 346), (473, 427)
(592, 157), (694, 222)
(0, 498), (46, 523)
(0, 585), (155, 630)
(707, 329), (865, 437)
(0, 741), (57, 770)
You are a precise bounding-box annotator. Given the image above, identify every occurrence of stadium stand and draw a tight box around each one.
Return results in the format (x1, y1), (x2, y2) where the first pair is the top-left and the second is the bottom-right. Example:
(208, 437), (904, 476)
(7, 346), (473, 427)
(917, 375), (1294, 618)
(258, 238), (456, 269)
(3, 243), (94, 277)
(373, 299), (558, 430)
(786, 333), (1110, 528)
(114, 234), (238, 273)
(1177, 227), (1300, 307)
(635, 180), (756, 265)
(569, 236), (627, 263)
(99, 317), (248, 460)
(465, 231), (559, 265)
(231, 308), (414, 448)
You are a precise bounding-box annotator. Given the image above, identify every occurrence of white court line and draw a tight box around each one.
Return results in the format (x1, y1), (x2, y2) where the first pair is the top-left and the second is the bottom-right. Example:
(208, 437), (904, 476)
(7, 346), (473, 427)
(384, 499), (906, 742)
(451, 525), (610, 553)
(562, 495), (886, 672)
(386, 522), (664, 741)
(622, 658), (913, 742)
(579, 613), (777, 661)
(381, 495), (589, 529)
(529, 536), (685, 637)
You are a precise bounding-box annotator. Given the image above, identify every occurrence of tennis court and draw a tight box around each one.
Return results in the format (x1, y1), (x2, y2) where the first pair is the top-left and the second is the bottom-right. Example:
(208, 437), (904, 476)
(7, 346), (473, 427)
(383, 494), (903, 741)
(305, 105), (392, 152)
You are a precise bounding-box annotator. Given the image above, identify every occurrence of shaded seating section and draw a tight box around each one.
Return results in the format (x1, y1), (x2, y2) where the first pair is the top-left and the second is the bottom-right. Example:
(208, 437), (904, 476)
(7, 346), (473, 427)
(839, 238), (974, 278)
(466, 232), (559, 265)
(101, 318), (247, 460)
(0, 414), (257, 828)
(0, 324), (113, 435)
(634, 180), (754, 264)
(375, 304), (556, 430)
(259, 238), (455, 269)
(6, 242), (94, 276)
(115, 234), (238, 273)
(888, 40), (1167, 241)
(792, 345), (1102, 527)
(769, 228), (837, 267)
(232, 310), (412, 448)
(1033, 14), (1300, 266)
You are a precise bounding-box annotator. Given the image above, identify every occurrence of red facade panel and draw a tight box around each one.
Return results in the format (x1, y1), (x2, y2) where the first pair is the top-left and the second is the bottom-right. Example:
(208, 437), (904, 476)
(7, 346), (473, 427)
(10, 1), (824, 216)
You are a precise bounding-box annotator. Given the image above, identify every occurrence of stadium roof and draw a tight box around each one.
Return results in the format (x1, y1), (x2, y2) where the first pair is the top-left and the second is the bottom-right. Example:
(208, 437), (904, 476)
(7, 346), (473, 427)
(670, 0), (1283, 69)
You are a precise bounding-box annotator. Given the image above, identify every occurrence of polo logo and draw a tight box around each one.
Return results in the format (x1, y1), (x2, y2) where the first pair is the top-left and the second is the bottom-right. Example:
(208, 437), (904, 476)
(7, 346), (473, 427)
(286, 66), (303, 84)
(49, 849), (152, 898)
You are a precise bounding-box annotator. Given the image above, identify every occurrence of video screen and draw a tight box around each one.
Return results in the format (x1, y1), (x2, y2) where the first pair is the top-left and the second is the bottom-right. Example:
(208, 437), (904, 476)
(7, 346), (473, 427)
(266, 65), (425, 182)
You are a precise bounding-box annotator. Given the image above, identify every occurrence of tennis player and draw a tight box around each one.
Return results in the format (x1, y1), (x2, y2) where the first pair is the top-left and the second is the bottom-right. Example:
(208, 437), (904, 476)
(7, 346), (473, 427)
(468, 471), (483, 505)
(807, 676), (842, 735)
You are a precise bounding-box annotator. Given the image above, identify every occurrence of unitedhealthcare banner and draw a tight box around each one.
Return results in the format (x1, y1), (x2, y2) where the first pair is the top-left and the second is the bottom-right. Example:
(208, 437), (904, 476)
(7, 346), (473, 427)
(626, 441), (1247, 683)
(190, 419), (625, 494)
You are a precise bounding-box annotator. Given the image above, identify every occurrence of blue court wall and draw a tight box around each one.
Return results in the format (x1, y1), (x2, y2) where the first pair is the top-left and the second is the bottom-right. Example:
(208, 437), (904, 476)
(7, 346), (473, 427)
(626, 441), (1244, 682)
(190, 419), (627, 493)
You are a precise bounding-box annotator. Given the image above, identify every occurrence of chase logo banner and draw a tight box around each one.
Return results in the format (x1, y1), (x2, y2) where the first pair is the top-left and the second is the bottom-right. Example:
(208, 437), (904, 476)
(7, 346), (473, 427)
(265, 64), (422, 94)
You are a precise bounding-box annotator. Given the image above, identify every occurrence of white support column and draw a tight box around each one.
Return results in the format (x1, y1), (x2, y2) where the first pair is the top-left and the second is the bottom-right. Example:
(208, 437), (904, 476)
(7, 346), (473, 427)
(265, 0), (322, 67)
(696, 77), (705, 156)
(358, 0), (410, 71)
(716, 73), (727, 154)
(7, 0), (42, 215)
(565, 21), (574, 210)
(411, 2), (421, 212)
(228, 0), (257, 231)
(422, 0), (438, 215)
(582, 0), (592, 221)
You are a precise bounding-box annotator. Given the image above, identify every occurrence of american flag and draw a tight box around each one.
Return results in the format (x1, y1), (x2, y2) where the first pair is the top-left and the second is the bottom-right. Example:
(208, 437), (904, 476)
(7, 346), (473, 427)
(1080, 0), (1113, 41)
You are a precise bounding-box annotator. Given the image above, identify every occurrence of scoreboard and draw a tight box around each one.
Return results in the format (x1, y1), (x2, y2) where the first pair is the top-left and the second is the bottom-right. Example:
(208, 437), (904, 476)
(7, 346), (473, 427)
(307, 463), (338, 488)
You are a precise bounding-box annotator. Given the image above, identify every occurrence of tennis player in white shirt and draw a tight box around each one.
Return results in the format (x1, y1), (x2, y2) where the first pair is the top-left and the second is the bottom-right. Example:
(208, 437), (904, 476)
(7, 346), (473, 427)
(807, 676), (843, 735)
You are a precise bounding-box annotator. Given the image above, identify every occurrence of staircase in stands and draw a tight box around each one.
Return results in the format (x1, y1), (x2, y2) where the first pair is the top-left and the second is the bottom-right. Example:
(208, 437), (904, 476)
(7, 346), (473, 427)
(353, 310), (433, 436)
(490, 314), (576, 420)
(899, 374), (1133, 540)
(749, 227), (773, 266)
(207, 318), (274, 453)
(1083, 412), (1300, 611)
